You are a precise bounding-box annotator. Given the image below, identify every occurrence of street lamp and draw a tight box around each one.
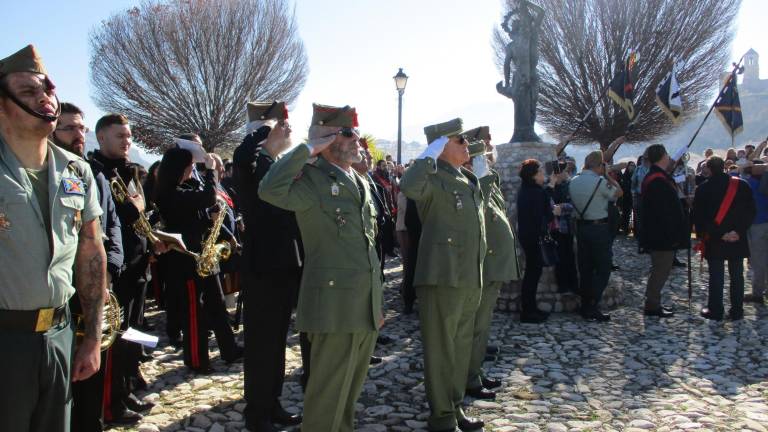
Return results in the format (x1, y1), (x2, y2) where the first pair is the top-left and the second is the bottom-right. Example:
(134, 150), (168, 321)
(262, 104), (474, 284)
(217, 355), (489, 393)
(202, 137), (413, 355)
(393, 68), (408, 165)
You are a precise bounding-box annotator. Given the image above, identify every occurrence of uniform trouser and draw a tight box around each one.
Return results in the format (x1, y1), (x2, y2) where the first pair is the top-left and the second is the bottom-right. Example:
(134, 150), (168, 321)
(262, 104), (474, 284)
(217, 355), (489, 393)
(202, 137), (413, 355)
(748, 223), (768, 297)
(645, 250), (675, 311)
(397, 230), (415, 307)
(177, 274), (238, 370)
(466, 281), (502, 390)
(416, 285), (481, 431)
(244, 270), (300, 424)
(0, 318), (73, 432)
(301, 331), (377, 432)
(576, 224), (613, 313)
(71, 350), (106, 432)
(707, 258), (745, 317)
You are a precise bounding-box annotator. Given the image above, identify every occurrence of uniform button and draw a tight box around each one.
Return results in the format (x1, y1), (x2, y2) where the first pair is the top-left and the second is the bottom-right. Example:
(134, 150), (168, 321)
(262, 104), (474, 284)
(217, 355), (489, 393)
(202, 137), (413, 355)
(488, 249), (493, 254)
(447, 237), (453, 243)
(335, 208), (341, 213)
(328, 280), (335, 286)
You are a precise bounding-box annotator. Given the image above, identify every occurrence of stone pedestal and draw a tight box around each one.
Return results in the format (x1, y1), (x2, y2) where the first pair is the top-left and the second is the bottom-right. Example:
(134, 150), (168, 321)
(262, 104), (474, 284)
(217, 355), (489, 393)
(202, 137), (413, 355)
(492, 141), (625, 313)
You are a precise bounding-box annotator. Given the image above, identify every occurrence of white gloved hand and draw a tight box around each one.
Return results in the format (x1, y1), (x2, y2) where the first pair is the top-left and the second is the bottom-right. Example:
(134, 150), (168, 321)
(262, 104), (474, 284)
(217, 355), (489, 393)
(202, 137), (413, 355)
(418, 136), (449, 160)
(472, 155), (490, 178)
(204, 153), (216, 170)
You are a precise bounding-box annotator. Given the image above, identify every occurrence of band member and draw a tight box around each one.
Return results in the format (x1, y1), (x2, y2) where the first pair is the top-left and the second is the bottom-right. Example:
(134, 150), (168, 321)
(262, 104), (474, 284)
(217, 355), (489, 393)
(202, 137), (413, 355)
(639, 144), (689, 318)
(259, 103), (383, 432)
(237, 102), (303, 432)
(400, 118), (486, 432)
(569, 150), (623, 322)
(52, 102), (124, 432)
(0, 44), (106, 432)
(463, 128), (519, 401)
(694, 156), (756, 321)
(156, 146), (243, 373)
(90, 113), (154, 424)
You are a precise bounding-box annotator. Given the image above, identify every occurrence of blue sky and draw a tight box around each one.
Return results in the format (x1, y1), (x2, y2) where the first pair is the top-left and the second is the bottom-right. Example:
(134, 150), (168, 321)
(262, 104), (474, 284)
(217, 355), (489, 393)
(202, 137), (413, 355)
(0, 0), (765, 148)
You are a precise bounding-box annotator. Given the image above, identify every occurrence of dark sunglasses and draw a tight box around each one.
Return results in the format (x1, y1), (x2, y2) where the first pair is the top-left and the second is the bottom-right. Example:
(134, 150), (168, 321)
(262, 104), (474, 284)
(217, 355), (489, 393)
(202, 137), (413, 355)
(338, 127), (360, 138)
(450, 134), (468, 145)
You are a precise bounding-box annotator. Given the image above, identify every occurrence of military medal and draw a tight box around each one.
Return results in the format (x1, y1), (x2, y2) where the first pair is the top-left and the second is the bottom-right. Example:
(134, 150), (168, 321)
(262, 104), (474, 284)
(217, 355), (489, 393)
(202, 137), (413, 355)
(453, 190), (463, 210)
(0, 213), (10, 232)
(331, 182), (340, 196)
(335, 208), (346, 227)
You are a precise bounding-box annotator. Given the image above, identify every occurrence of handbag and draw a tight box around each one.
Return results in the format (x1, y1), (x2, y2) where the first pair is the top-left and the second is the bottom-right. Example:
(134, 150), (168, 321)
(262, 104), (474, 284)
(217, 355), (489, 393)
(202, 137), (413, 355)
(539, 233), (559, 267)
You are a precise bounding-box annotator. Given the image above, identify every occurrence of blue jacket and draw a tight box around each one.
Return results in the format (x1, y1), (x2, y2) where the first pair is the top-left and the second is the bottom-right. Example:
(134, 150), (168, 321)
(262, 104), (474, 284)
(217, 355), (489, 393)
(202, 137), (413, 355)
(747, 175), (768, 225)
(94, 172), (124, 279)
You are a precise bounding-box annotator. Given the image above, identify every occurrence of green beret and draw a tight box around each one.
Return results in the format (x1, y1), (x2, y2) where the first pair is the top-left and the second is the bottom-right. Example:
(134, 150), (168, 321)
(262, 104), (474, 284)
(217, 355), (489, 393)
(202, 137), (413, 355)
(423, 118), (463, 145)
(468, 140), (486, 157)
(464, 126), (491, 142)
(311, 103), (359, 127)
(247, 101), (288, 122)
(0, 45), (48, 78)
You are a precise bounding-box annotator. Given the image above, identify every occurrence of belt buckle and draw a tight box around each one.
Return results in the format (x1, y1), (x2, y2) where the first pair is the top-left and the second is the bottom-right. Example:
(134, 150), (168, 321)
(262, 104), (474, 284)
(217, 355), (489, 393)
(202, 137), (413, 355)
(35, 308), (55, 332)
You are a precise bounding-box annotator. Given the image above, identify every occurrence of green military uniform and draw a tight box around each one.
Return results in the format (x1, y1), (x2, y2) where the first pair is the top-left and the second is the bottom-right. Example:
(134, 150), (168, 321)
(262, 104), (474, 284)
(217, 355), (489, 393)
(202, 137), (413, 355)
(258, 103), (382, 432)
(464, 128), (520, 391)
(0, 44), (103, 432)
(399, 118), (487, 431)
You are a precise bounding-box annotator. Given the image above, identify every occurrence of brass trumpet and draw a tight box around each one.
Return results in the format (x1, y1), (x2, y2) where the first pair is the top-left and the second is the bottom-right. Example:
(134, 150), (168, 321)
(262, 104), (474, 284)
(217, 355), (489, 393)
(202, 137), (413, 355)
(108, 171), (160, 245)
(75, 291), (122, 351)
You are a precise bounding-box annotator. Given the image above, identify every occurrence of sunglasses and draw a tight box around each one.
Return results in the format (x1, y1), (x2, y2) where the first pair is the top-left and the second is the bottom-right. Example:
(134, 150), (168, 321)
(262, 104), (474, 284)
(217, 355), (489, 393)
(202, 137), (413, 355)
(450, 135), (468, 145)
(338, 127), (360, 138)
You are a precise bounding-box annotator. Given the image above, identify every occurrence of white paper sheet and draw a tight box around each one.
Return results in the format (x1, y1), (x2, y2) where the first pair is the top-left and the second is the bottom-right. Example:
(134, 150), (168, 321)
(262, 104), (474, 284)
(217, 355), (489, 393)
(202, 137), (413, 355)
(122, 327), (159, 348)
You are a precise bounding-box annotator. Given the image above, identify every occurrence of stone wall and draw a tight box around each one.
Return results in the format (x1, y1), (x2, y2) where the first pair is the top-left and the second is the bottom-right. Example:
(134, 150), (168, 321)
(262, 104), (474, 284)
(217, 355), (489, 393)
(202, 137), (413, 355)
(493, 141), (625, 313)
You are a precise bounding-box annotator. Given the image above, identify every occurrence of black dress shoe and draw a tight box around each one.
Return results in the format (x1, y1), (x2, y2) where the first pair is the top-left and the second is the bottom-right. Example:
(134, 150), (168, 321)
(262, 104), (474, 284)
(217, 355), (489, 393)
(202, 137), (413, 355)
(673, 258), (687, 268)
(107, 408), (143, 426)
(457, 416), (485, 431)
(611, 264), (621, 271)
(248, 419), (287, 432)
(369, 355), (383, 365)
(271, 405), (302, 426)
(644, 308), (674, 318)
(190, 366), (214, 375)
(481, 376), (501, 389)
(520, 312), (548, 323)
(700, 308), (723, 321)
(377, 334), (395, 345)
(744, 293), (765, 305)
(728, 311), (744, 321)
(224, 345), (245, 364)
(465, 386), (496, 400)
(582, 310), (611, 322)
(484, 354), (495, 362)
(485, 345), (499, 355)
(124, 394), (155, 413)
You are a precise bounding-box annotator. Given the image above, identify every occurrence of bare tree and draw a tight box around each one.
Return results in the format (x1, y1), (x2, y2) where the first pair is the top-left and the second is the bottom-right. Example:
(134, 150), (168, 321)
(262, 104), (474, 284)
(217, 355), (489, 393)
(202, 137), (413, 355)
(493, 0), (741, 150)
(90, 0), (308, 152)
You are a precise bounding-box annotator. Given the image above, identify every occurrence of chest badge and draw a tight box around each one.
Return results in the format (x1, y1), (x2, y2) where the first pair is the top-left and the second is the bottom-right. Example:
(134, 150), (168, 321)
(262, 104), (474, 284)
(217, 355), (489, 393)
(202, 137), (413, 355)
(0, 213), (10, 232)
(331, 182), (340, 197)
(453, 190), (464, 210)
(62, 177), (85, 195)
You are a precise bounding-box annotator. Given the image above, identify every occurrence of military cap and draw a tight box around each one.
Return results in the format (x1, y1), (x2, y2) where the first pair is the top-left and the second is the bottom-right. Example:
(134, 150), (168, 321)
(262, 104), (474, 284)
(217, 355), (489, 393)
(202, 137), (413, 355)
(423, 118), (463, 145)
(468, 140), (486, 157)
(464, 126), (491, 143)
(247, 101), (288, 123)
(0, 45), (48, 78)
(311, 103), (358, 127)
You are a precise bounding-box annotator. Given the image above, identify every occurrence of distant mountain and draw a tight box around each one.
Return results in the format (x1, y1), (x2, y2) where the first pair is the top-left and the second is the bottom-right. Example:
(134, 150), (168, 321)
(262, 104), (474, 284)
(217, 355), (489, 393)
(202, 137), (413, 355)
(372, 139), (424, 163)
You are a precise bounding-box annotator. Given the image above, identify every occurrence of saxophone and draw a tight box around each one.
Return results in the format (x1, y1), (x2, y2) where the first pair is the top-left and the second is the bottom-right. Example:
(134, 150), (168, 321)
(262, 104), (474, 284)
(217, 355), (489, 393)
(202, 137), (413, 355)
(196, 198), (232, 277)
(108, 170), (160, 244)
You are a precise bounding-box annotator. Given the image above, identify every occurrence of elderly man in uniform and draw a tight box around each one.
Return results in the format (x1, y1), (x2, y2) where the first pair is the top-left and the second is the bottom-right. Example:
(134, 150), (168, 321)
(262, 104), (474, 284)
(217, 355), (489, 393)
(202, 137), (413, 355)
(463, 127), (520, 401)
(52, 102), (125, 432)
(569, 150), (622, 322)
(259, 103), (383, 432)
(400, 118), (486, 432)
(0, 44), (106, 432)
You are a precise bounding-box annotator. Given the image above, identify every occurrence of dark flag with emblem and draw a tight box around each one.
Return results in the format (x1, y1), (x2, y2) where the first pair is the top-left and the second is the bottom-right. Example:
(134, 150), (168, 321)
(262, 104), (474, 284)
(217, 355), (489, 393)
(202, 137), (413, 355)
(713, 71), (744, 137)
(607, 50), (638, 121)
(656, 62), (683, 123)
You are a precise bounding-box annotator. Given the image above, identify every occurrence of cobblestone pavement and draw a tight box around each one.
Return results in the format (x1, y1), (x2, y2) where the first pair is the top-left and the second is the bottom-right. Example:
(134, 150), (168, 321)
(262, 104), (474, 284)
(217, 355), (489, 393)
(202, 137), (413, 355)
(119, 236), (768, 432)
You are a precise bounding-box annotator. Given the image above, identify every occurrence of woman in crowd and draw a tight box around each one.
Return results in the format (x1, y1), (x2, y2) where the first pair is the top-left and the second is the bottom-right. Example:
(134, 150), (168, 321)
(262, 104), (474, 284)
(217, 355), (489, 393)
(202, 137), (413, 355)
(156, 147), (243, 373)
(620, 161), (636, 234)
(550, 163), (578, 294)
(517, 159), (560, 323)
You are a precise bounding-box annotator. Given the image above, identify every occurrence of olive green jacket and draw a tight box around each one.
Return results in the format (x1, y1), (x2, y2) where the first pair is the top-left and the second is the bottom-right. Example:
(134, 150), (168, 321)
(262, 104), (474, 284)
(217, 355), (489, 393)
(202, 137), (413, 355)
(400, 157), (486, 290)
(258, 144), (383, 333)
(480, 170), (520, 283)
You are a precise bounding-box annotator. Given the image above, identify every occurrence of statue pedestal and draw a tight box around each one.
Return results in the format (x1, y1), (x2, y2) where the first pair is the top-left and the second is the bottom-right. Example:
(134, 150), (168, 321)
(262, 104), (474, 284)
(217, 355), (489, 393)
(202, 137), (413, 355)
(493, 141), (626, 314)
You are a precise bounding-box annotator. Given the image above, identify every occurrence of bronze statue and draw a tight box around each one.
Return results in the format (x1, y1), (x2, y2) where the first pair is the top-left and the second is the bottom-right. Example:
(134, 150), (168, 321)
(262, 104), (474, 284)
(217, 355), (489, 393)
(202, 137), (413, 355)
(497, 0), (545, 142)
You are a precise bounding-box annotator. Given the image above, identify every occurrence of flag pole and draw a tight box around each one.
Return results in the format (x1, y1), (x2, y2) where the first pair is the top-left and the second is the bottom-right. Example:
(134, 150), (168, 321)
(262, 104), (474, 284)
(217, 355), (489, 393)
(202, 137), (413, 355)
(556, 82), (612, 157)
(681, 55), (747, 153)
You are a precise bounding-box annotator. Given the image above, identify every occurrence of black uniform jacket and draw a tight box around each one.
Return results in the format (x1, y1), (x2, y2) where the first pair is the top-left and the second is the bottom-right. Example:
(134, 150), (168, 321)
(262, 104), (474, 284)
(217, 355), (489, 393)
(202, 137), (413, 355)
(640, 165), (690, 252)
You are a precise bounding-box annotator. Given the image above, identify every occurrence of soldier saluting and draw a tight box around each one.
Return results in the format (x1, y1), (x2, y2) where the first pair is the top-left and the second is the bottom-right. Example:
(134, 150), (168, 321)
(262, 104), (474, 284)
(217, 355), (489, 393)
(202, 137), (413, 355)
(258, 103), (383, 432)
(400, 118), (486, 432)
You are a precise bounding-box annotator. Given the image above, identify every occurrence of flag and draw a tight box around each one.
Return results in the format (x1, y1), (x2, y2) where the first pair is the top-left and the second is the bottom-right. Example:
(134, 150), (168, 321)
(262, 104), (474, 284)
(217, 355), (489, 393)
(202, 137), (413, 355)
(608, 50), (638, 121)
(656, 63), (683, 123)
(713, 72), (744, 137)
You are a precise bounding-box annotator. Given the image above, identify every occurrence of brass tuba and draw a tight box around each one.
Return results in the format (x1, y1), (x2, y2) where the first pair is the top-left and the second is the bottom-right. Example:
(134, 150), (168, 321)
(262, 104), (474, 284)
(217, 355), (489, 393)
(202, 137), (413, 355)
(75, 291), (123, 351)
(196, 198), (232, 277)
(108, 170), (160, 244)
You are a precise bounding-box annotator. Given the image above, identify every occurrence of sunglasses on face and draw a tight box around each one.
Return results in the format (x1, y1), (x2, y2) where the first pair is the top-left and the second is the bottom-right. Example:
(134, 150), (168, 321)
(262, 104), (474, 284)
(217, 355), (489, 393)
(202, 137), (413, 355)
(450, 135), (468, 145)
(338, 127), (360, 138)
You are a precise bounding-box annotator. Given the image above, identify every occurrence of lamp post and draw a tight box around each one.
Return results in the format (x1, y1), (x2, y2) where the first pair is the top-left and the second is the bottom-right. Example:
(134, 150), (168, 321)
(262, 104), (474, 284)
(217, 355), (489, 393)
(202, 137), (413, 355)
(393, 68), (408, 165)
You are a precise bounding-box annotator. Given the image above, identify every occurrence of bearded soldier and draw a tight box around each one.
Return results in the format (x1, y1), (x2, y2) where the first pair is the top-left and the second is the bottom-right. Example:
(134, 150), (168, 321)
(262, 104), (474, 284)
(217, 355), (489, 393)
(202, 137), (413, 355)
(399, 118), (486, 432)
(259, 103), (383, 432)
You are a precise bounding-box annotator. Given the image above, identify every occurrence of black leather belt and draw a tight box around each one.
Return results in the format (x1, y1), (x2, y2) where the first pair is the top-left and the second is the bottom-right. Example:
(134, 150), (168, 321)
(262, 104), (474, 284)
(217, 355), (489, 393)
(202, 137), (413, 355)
(0, 304), (68, 332)
(578, 218), (609, 225)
